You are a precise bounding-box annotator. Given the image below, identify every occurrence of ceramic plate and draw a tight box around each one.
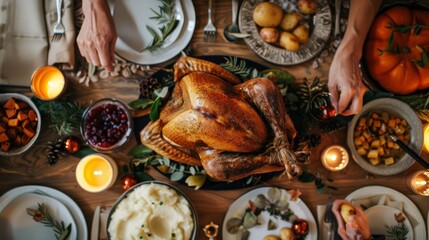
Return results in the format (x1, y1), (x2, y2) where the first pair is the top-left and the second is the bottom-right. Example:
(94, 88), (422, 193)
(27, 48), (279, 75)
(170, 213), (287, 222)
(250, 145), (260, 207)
(346, 98), (423, 175)
(239, 0), (332, 65)
(0, 193), (77, 240)
(111, 0), (196, 65)
(346, 185), (426, 238)
(222, 187), (317, 239)
(0, 185), (88, 240)
(364, 205), (413, 239)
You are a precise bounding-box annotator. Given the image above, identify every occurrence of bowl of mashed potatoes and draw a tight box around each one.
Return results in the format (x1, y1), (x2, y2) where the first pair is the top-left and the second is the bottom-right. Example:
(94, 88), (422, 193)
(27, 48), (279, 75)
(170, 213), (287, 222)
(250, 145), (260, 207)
(107, 181), (197, 240)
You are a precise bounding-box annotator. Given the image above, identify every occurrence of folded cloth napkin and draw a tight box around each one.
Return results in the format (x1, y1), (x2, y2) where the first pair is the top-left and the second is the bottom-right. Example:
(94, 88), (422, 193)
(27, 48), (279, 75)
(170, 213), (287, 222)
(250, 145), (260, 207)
(317, 204), (331, 240)
(0, 0), (75, 87)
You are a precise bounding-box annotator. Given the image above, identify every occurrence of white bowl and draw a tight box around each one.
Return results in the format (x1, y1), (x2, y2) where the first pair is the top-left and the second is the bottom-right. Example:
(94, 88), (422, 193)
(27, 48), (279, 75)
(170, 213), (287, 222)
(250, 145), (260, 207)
(106, 181), (198, 240)
(0, 93), (41, 156)
(347, 98), (423, 175)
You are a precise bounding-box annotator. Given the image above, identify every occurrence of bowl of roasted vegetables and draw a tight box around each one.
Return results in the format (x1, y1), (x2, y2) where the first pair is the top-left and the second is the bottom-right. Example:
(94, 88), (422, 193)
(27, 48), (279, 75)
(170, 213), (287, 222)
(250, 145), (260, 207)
(0, 93), (41, 156)
(347, 98), (423, 175)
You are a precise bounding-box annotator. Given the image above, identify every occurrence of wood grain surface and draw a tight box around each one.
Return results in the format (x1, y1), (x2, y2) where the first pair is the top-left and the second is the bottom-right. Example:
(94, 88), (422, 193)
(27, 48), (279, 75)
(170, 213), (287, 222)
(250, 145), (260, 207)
(1, 1), (428, 239)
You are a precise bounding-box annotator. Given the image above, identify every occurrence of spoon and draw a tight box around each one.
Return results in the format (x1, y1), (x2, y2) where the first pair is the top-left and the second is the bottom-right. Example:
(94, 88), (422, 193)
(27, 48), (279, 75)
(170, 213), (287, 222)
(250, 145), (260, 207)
(223, 0), (240, 41)
(366, 111), (429, 169)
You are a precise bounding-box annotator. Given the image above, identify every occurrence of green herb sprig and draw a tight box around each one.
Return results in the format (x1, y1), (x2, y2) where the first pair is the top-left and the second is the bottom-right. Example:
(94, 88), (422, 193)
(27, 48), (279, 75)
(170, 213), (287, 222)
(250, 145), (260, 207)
(26, 203), (72, 240)
(386, 222), (409, 240)
(143, 0), (179, 52)
(32, 97), (84, 136)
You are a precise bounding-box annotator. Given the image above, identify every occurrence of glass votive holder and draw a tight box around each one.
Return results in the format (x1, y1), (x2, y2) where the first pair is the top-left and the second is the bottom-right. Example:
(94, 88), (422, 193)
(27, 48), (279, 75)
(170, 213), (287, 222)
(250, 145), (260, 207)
(407, 170), (429, 196)
(309, 92), (337, 121)
(76, 153), (118, 193)
(31, 66), (66, 100)
(423, 124), (429, 153)
(321, 145), (349, 171)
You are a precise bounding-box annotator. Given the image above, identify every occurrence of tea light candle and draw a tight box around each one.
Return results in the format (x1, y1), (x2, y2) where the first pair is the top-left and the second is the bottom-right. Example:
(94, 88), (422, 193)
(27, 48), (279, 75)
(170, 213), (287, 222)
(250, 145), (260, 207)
(76, 154), (118, 193)
(31, 66), (65, 100)
(423, 124), (429, 153)
(407, 170), (429, 196)
(321, 145), (349, 171)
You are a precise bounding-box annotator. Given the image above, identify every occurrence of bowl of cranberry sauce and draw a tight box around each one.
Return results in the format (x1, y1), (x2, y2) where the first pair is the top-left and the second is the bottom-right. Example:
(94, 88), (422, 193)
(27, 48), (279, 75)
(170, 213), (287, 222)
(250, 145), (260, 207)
(81, 98), (133, 152)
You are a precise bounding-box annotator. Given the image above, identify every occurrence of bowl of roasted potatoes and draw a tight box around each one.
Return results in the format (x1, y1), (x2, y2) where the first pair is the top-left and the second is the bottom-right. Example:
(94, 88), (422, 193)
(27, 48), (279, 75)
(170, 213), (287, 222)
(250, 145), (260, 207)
(0, 93), (41, 156)
(347, 98), (423, 175)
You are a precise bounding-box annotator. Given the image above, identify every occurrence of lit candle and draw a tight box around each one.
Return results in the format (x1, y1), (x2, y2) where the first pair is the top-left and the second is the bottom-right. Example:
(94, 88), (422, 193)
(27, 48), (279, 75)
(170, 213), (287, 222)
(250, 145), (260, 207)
(31, 66), (66, 100)
(76, 154), (118, 193)
(407, 170), (429, 196)
(423, 124), (429, 153)
(321, 145), (349, 171)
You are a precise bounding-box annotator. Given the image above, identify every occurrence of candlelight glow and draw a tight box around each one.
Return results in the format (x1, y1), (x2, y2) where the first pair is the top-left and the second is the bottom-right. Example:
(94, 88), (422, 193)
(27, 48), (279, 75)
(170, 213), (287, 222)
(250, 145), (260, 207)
(408, 170), (429, 196)
(424, 125), (429, 153)
(76, 154), (118, 193)
(321, 145), (349, 171)
(31, 66), (65, 100)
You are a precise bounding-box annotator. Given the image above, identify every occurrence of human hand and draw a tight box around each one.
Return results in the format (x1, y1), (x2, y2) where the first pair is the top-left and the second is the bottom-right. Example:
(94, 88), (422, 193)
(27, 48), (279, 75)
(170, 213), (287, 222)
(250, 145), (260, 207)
(332, 199), (371, 240)
(328, 45), (366, 116)
(77, 0), (117, 72)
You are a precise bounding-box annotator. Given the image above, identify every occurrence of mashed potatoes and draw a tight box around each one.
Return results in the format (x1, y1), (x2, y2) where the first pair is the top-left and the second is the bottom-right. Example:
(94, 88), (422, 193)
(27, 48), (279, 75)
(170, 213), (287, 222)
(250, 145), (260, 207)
(108, 183), (195, 240)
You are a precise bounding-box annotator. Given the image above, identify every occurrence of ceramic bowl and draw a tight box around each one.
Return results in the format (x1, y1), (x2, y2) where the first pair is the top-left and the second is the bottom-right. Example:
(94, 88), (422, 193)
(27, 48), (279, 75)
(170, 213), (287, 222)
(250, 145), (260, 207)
(0, 93), (41, 156)
(347, 98), (423, 175)
(106, 181), (198, 240)
(80, 98), (133, 152)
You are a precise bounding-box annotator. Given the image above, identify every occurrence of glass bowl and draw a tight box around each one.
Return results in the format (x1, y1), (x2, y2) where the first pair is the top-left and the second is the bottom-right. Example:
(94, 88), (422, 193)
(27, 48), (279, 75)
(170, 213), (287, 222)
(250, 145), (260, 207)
(80, 98), (133, 152)
(0, 93), (41, 156)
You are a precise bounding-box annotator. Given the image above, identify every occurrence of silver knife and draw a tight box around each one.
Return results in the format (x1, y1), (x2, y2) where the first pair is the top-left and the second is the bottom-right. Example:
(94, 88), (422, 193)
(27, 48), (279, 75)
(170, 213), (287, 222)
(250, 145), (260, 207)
(90, 206), (101, 240)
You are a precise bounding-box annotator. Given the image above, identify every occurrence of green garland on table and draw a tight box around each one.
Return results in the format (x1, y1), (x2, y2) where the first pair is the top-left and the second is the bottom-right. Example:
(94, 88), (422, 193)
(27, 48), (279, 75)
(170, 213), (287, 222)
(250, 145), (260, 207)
(27, 203), (72, 240)
(32, 97), (84, 136)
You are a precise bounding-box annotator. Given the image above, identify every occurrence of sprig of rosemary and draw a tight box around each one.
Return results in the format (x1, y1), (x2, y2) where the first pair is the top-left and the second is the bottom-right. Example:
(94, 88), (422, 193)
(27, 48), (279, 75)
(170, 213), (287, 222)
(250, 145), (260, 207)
(26, 203), (72, 240)
(386, 222), (409, 240)
(32, 97), (84, 136)
(143, 0), (179, 52)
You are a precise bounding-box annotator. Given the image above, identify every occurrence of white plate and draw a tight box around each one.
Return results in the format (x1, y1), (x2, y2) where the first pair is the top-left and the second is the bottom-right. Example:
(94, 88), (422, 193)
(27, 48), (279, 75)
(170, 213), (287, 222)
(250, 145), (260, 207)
(239, 0), (332, 65)
(364, 205), (413, 239)
(111, 0), (196, 65)
(346, 186), (426, 239)
(0, 193), (77, 240)
(0, 186), (88, 240)
(222, 187), (317, 240)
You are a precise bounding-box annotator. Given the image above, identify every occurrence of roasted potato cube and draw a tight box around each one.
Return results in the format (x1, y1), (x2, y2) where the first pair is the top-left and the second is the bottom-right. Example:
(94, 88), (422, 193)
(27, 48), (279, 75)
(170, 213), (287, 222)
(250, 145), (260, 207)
(369, 158), (380, 166)
(371, 140), (380, 148)
(384, 157), (395, 165)
(367, 149), (379, 159)
(357, 147), (367, 156)
(3, 98), (16, 109)
(8, 119), (19, 127)
(377, 147), (385, 156)
(23, 127), (35, 138)
(0, 132), (9, 143)
(354, 137), (363, 146)
(362, 141), (370, 150)
(1, 142), (11, 151)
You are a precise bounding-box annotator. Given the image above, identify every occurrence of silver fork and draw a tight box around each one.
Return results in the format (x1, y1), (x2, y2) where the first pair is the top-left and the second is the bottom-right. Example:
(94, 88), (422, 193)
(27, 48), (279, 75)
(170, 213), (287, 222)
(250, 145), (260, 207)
(51, 0), (65, 42)
(203, 0), (216, 42)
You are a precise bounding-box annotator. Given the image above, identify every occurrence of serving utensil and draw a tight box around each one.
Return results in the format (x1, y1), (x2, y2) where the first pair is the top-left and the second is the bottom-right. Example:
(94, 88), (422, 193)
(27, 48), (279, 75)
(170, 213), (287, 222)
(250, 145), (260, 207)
(51, 0), (65, 42)
(366, 111), (429, 169)
(203, 0), (216, 42)
(223, 0), (240, 41)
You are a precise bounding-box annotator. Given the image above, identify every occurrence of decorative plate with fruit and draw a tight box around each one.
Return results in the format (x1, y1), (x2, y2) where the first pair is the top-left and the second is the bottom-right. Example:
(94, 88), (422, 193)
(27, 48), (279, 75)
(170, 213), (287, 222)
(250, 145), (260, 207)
(239, 0), (332, 65)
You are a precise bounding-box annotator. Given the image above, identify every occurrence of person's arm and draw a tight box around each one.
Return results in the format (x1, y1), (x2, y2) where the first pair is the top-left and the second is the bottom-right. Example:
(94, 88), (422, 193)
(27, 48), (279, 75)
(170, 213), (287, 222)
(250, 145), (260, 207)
(328, 0), (382, 116)
(77, 0), (117, 72)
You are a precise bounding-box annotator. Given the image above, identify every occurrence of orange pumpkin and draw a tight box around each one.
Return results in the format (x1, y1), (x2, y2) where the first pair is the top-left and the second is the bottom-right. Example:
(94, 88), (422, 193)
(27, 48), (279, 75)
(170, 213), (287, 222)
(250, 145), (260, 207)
(364, 6), (429, 95)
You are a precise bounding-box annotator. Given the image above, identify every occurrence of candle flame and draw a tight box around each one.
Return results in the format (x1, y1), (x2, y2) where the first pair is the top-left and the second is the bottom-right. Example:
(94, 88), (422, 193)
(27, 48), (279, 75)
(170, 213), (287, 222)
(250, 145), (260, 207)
(94, 170), (103, 176)
(328, 154), (337, 162)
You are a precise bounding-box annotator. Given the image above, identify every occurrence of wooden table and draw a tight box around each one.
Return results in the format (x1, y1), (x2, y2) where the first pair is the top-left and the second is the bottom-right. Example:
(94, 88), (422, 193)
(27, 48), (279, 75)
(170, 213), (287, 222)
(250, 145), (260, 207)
(1, 1), (428, 239)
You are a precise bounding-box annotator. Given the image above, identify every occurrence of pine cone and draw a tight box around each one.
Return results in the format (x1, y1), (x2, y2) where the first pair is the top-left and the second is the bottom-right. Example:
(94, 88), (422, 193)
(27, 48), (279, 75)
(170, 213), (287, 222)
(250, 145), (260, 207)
(47, 138), (66, 165)
(140, 77), (162, 98)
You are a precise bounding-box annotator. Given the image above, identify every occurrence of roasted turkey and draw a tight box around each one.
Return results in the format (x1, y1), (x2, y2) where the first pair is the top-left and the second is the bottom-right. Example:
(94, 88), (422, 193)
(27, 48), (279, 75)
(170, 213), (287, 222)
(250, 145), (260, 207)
(141, 57), (304, 181)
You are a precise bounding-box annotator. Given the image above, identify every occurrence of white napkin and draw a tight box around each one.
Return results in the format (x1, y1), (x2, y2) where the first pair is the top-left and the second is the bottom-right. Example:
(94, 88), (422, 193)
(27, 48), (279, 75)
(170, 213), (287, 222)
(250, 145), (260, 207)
(0, 0), (75, 87)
